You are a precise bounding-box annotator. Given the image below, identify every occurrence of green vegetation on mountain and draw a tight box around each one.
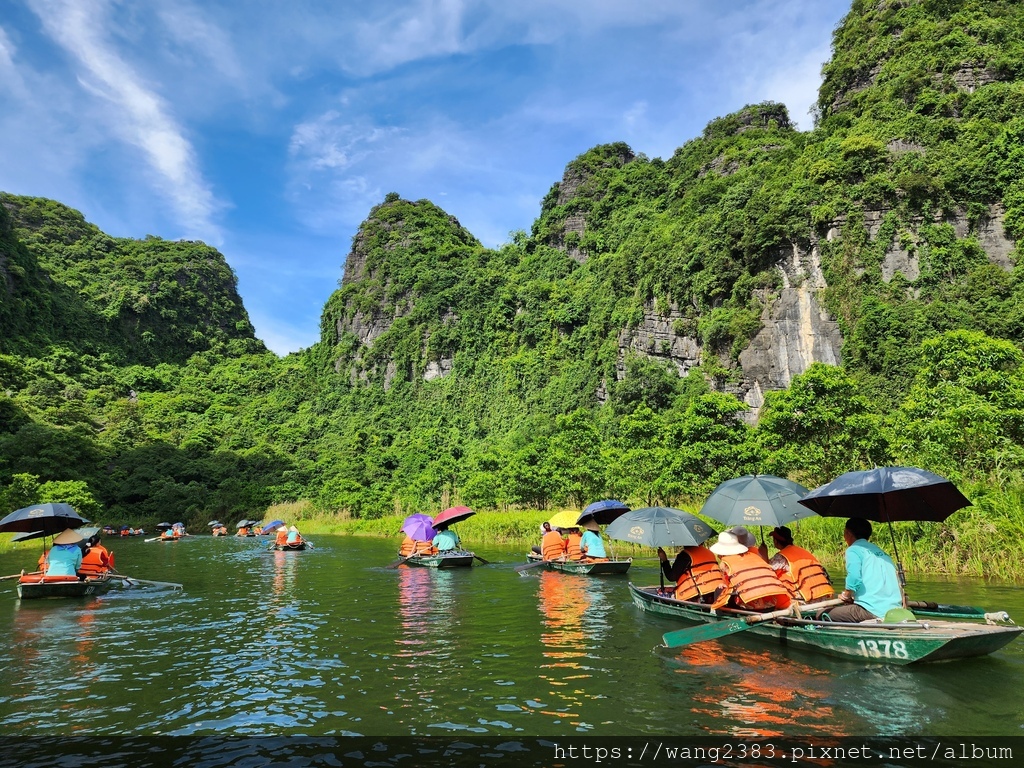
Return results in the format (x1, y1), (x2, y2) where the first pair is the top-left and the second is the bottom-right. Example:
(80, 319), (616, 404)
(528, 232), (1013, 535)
(3, 0), (1024, 575)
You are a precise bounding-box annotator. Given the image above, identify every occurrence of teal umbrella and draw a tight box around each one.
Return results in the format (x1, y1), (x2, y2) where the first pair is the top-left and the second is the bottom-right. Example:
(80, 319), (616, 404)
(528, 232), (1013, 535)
(699, 475), (815, 529)
(605, 507), (714, 548)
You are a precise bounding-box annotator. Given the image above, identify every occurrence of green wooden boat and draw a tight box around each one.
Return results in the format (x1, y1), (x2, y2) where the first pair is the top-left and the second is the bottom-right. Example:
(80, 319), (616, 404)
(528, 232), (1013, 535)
(273, 542), (308, 551)
(17, 572), (117, 600)
(629, 584), (1022, 665)
(526, 552), (632, 575)
(404, 551), (476, 568)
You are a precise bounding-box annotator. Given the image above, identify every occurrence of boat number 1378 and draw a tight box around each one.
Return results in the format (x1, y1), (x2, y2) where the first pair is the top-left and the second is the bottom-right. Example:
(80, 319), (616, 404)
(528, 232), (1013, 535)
(857, 639), (909, 659)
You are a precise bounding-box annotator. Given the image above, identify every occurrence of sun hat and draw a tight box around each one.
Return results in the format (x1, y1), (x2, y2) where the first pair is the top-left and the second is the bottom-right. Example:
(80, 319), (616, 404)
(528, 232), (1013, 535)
(582, 518), (600, 532)
(883, 607), (917, 624)
(729, 526), (757, 548)
(53, 528), (85, 546)
(709, 530), (748, 557)
(289, 525), (299, 532)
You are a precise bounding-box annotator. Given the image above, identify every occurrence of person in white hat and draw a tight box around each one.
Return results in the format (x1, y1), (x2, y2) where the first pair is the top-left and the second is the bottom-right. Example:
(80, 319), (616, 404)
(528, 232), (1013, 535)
(45, 528), (85, 576)
(709, 530), (790, 612)
(286, 525), (303, 546)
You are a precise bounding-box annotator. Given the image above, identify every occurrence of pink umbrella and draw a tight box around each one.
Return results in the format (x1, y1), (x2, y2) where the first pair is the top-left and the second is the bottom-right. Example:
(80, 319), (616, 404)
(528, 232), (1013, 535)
(401, 514), (436, 541)
(432, 506), (475, 528)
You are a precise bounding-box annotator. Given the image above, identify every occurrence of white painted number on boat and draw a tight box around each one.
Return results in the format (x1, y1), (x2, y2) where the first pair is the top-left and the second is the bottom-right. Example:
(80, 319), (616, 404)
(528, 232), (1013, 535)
(857, 639), (909, 659)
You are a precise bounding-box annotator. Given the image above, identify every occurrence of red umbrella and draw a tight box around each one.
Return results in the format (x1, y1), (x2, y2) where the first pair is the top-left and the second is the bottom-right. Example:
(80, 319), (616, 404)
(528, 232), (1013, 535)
(432, 506), (475, 528)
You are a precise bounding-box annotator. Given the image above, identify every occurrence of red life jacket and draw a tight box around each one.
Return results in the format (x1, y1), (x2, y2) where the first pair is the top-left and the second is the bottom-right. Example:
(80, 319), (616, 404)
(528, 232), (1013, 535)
(674, 545), (726, 601)
(776, 544), (833, 601)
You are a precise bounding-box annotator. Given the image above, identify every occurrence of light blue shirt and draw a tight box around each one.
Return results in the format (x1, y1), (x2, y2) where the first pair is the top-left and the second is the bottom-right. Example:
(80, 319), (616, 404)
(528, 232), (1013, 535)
(580, 530), (606, 558)
(432, 529), (460, 551)
(46, 544), (83, 576)
(844, 538), (902, 618)
(287, 530), (300, 544)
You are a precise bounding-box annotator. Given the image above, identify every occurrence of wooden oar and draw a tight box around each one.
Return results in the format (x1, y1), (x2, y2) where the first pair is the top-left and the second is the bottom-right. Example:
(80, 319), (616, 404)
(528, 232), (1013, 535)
(907, 599), (986, 617)
(473, 554), (490, 565)
(513, 559), (549, 574)
(0, 573), (24, 582)
(110, 574), (183, 590)
(144, 537), (163, 543)
(662, 598), (844, 649)
(386, 555), (416, 569)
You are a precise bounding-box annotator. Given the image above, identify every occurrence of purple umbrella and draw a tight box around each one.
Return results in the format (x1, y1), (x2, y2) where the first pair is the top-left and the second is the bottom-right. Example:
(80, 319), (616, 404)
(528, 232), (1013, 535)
(401, 514), (436, 541)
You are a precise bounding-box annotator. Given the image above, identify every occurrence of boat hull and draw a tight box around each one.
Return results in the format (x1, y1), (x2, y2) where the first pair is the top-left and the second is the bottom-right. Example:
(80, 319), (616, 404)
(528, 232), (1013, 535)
(629, 584), (1022, 665)
(273, 543), (308, 551)
(526, 553), (631, 575)
(405, 552), (475, 568)
(17, 574), (116, 600)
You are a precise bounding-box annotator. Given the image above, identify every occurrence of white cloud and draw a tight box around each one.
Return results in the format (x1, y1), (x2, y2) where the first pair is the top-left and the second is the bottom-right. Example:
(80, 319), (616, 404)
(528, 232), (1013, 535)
(27, 0), (223, 242)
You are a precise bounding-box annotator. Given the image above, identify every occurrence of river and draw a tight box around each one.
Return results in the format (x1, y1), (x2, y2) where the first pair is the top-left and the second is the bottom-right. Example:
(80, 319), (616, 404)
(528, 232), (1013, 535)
(0, 535), (1021, 765)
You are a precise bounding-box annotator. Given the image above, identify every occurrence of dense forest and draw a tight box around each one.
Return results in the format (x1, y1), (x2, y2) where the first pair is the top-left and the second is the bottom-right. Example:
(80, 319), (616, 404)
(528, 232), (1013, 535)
(2, 0), (1024, 571)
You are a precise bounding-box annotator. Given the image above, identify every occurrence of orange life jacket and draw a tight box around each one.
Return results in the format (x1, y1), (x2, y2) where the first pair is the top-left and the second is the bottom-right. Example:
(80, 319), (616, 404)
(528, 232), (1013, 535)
(674, 545), (726, 601)
(541, 530), (565, 561)
(237, 527), (249, 536)
(565, 532), (582, 560)
(775, 544), (833, 601)
(276, 530), (290, 546)
(161, 531), (174, 539)
(79, 546), (113, 576)
(715, 550), (791, 610)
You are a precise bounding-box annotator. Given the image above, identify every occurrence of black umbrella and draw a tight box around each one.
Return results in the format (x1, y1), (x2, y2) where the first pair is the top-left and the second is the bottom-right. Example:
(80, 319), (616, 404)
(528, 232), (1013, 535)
(156, 522), (173, 530)
(576, 499), (631, 526)
(798, 466), (972, 590)
(0, 503), (90, 535)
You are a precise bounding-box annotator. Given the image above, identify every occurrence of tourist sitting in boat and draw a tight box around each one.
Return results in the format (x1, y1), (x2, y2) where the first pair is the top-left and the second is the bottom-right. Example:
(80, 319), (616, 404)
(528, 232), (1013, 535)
(768, 526), (833, 603)
(212, 524), (228, 536)
(818, 518), (901, 623)
(160, 528), (175, 540)
(657, 544), (725, 603)
(709, 530), (790, 611)
(236, 525), (250, 537)
(540, 522), (566, 561)
(578, 520), (608, 562)
(286, 525), (303, 545)
(564, 527), (583, 560)
(432, 524), (460, 552)
(79, 534), (115, 576)
(399, 535), (435, 556)
(275, 527), (289, 547)
(45, 529), (84, 576)
(253, 525), (264, 535)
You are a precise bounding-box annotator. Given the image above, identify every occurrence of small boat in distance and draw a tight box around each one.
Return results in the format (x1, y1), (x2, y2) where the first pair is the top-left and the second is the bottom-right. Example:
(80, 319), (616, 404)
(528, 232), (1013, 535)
(629, 584), (1022, 664)
(403, 551), (475, 568)
(525, 551), (631, 575)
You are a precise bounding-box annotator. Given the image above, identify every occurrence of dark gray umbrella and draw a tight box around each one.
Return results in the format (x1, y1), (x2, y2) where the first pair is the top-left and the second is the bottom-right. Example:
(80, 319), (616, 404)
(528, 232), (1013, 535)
(797, 467), (971, 522)
(0, 503), (89, 535)
(576, 499), (631, 526)
(699, 475), (815, 528)
(10, 525), (100, 544)
(605, 507), (714, 548)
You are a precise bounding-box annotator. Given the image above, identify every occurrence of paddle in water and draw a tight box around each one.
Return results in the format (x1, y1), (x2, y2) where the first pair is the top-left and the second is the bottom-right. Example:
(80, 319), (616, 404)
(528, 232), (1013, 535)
(473, 554), (490, 565)
(513, 559), (549, 574)
(662, 598), (843, 649)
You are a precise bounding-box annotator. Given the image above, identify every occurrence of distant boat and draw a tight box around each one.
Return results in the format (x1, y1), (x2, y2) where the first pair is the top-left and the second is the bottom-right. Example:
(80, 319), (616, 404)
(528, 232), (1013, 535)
(525, 551), (631, 575)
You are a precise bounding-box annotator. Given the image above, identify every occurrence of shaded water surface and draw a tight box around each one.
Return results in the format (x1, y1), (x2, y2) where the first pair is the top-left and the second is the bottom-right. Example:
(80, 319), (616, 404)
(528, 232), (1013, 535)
(1, 535), (1023, 744)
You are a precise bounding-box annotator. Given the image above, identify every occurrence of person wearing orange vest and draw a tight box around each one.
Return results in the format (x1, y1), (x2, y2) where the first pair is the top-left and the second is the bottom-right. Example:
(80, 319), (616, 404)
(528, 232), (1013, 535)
(79, 534), (114, 576)
(540, 522), (566, 561)
(236, 525), (249, 537)
(730, 526), (769, 561)
(275, 527), (289, 547)
(768, 526), (834, 602)
(161, 528), (175, 540)
(657, 544), (726, 603)
(564, 528), (583, 561)
(709, 530), (790, 611)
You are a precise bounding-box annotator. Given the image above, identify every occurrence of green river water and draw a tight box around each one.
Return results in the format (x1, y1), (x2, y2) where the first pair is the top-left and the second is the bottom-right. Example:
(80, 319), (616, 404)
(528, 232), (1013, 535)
(0, 535), (1021, 766)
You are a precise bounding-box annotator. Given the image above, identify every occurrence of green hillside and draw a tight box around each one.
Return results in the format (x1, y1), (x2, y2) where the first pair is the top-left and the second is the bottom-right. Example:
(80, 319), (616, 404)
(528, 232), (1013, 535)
(3, 0), (1024, 575)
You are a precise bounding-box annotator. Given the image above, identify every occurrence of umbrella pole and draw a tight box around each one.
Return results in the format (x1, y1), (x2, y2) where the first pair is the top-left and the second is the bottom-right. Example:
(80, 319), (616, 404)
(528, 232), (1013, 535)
(885, 519), (908, 608)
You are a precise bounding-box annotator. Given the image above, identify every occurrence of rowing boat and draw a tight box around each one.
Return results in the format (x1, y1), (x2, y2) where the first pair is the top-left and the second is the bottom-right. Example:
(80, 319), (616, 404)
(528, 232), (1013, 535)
(17, 572), (117, 600)
(273, 542), (308, 551)
(629, 584), (1022, 664)
(526, 552), (631, 575)
(403, 551), (475, 568)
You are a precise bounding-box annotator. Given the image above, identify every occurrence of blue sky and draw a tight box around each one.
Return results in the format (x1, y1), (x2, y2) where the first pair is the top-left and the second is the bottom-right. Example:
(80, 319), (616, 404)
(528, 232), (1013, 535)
(0, 0), (849, 355)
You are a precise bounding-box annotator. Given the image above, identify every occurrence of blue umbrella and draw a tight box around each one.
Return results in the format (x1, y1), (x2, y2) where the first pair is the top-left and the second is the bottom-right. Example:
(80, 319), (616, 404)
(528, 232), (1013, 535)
(606, 507), (715, 548)
(576, 499), (631, 526)
(262, 520), (285, 533)
(0, 503), (90, 535)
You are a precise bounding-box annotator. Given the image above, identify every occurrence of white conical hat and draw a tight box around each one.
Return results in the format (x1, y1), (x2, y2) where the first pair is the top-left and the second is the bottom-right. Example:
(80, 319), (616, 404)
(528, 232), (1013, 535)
(53, 528), (84, 545)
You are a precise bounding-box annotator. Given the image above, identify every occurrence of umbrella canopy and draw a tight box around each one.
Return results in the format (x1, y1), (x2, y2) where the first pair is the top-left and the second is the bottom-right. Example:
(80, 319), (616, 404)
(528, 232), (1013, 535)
(401, 514), (437, 541)
(798, 467), (971, 522)
(576, 499), (630, 526)
(433, 506), (475, 528)
(699, 475), (815, 528)
(156, 522), (173, 530)
(0, 503), (90, 535)
(235, 519), (251, 529)
(606, 507), (715, 548)
(548, 510), (580, 530)
(261, 519), (285, 534)
(207, 520), (221, 527)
